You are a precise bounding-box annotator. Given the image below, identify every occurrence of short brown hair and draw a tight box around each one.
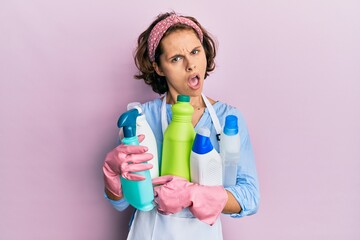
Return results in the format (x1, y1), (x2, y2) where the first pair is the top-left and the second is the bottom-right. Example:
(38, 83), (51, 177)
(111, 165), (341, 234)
(133, 12), (217, 95)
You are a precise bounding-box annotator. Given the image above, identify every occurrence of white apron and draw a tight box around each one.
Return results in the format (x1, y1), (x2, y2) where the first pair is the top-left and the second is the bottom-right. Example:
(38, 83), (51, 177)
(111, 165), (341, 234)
(127, 93), (223, 240)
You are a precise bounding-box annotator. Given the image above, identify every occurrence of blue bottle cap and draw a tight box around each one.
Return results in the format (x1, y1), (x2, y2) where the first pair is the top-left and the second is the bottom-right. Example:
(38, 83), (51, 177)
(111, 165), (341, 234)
(192, 127), (213, 154)
(223, 115), (239, 136)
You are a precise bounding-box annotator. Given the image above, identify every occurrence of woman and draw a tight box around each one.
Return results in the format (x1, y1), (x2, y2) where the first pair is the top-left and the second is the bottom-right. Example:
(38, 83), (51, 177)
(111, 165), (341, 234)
(103, 12), (260, 240)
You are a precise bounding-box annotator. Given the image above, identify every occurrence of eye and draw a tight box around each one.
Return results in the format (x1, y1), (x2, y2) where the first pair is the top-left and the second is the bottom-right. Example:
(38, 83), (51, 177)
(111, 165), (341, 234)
(171, 55), (182, 62)
(191, 49), (200, 55)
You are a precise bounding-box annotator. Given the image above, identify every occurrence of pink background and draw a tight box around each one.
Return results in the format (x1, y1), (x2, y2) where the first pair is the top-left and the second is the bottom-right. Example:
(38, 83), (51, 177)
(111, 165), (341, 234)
(1, 1), (359, 239)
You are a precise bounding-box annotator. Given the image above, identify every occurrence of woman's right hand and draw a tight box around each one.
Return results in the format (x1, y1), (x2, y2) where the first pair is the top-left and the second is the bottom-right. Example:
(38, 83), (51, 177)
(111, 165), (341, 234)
(103, 135), (153, 200)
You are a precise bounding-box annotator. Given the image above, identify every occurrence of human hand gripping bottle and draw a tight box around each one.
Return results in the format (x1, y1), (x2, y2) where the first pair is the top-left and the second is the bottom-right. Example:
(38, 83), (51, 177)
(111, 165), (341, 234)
(127, 102), (159, 179)
(161, 95), (195, 180)
(190, 127), (223, 186)
(220, 115), (241, 187)
(117, 109), (154, 211)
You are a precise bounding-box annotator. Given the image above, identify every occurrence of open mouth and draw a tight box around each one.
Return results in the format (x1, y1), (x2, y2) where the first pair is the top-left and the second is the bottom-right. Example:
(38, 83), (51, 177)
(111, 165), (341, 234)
(188, 74), (201, 90)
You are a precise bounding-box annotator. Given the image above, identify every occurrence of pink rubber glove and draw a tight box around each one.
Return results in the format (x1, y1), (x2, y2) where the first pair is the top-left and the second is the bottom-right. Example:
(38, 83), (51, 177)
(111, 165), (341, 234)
(152, 175), (228, 225)
(103, 135), (153, 199)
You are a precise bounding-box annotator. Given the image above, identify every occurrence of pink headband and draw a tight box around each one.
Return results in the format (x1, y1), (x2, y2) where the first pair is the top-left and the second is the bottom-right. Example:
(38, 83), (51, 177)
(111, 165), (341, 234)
(148, 14), (204, 62)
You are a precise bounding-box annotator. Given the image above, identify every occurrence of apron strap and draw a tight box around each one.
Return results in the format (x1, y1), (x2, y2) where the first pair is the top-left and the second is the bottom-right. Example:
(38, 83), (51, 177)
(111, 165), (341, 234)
(161, 95), (168, 136)
(201, 93), (222, 141)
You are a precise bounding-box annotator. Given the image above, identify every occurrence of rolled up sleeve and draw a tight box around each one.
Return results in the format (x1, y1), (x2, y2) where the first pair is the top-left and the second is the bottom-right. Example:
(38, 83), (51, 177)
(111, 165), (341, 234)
(104, 193), (130, 212)
(224, 112), (260, 218)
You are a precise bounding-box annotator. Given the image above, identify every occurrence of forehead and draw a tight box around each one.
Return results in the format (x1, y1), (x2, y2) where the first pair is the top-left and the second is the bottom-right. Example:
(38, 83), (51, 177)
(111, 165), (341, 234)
(160, 29), (201, 51)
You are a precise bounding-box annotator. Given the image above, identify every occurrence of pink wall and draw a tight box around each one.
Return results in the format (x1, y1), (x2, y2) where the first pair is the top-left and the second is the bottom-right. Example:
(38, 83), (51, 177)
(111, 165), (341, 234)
(1, 1), (359, 239)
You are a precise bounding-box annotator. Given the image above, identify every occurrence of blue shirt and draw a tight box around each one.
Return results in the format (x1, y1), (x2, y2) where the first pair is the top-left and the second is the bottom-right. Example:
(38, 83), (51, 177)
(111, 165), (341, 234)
(106, 98), (260, 218)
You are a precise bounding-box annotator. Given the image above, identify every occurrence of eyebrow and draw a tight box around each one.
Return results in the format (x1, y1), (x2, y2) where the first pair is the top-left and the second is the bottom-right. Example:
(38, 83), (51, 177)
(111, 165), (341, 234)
(167, 45), (202, 61)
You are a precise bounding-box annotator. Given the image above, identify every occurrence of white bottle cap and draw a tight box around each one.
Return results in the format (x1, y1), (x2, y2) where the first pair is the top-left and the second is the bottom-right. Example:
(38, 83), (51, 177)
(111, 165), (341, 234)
(127, 102), (143, 114)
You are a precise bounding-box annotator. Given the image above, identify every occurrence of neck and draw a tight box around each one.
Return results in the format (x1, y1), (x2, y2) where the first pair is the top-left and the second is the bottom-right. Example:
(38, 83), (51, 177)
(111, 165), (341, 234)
(190, 95), (205, 109)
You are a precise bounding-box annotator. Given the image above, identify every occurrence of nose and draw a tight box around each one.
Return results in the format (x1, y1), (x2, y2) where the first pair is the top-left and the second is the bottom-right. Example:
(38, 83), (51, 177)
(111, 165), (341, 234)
(186, 59), (196, 72)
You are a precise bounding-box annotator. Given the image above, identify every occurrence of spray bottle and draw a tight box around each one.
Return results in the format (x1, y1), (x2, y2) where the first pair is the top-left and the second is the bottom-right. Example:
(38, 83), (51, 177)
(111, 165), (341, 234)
(117, 109), (154, 211)
(220, 115), (241, 187)
(190, 127), (223, 186)
(127, 102), (159, 179)
(161, 95), (195, 180)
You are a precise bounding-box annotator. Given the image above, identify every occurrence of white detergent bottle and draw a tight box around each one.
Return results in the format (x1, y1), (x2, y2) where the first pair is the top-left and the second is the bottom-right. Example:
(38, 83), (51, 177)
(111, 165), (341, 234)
(190, 127), (223, 186)
(220, 115), (241, 187)
(127, 102), (159, 178)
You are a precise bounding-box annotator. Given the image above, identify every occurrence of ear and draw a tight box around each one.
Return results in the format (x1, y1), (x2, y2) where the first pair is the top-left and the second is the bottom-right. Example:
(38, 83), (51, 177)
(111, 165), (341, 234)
(152, 62), (165, 76)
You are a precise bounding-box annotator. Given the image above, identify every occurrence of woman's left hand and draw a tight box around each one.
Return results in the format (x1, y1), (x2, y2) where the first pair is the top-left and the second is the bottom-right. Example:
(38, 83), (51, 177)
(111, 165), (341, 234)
(152, 175), (228, 225)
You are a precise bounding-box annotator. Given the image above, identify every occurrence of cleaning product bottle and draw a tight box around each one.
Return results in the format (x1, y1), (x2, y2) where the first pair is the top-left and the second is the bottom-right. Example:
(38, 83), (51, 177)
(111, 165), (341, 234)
(127, 102), (159, 179)
(117, 108), (154, 211)
(190, 127), (223, 186)
(161, 95), (195, 181)
(220, 115), (241, 187)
